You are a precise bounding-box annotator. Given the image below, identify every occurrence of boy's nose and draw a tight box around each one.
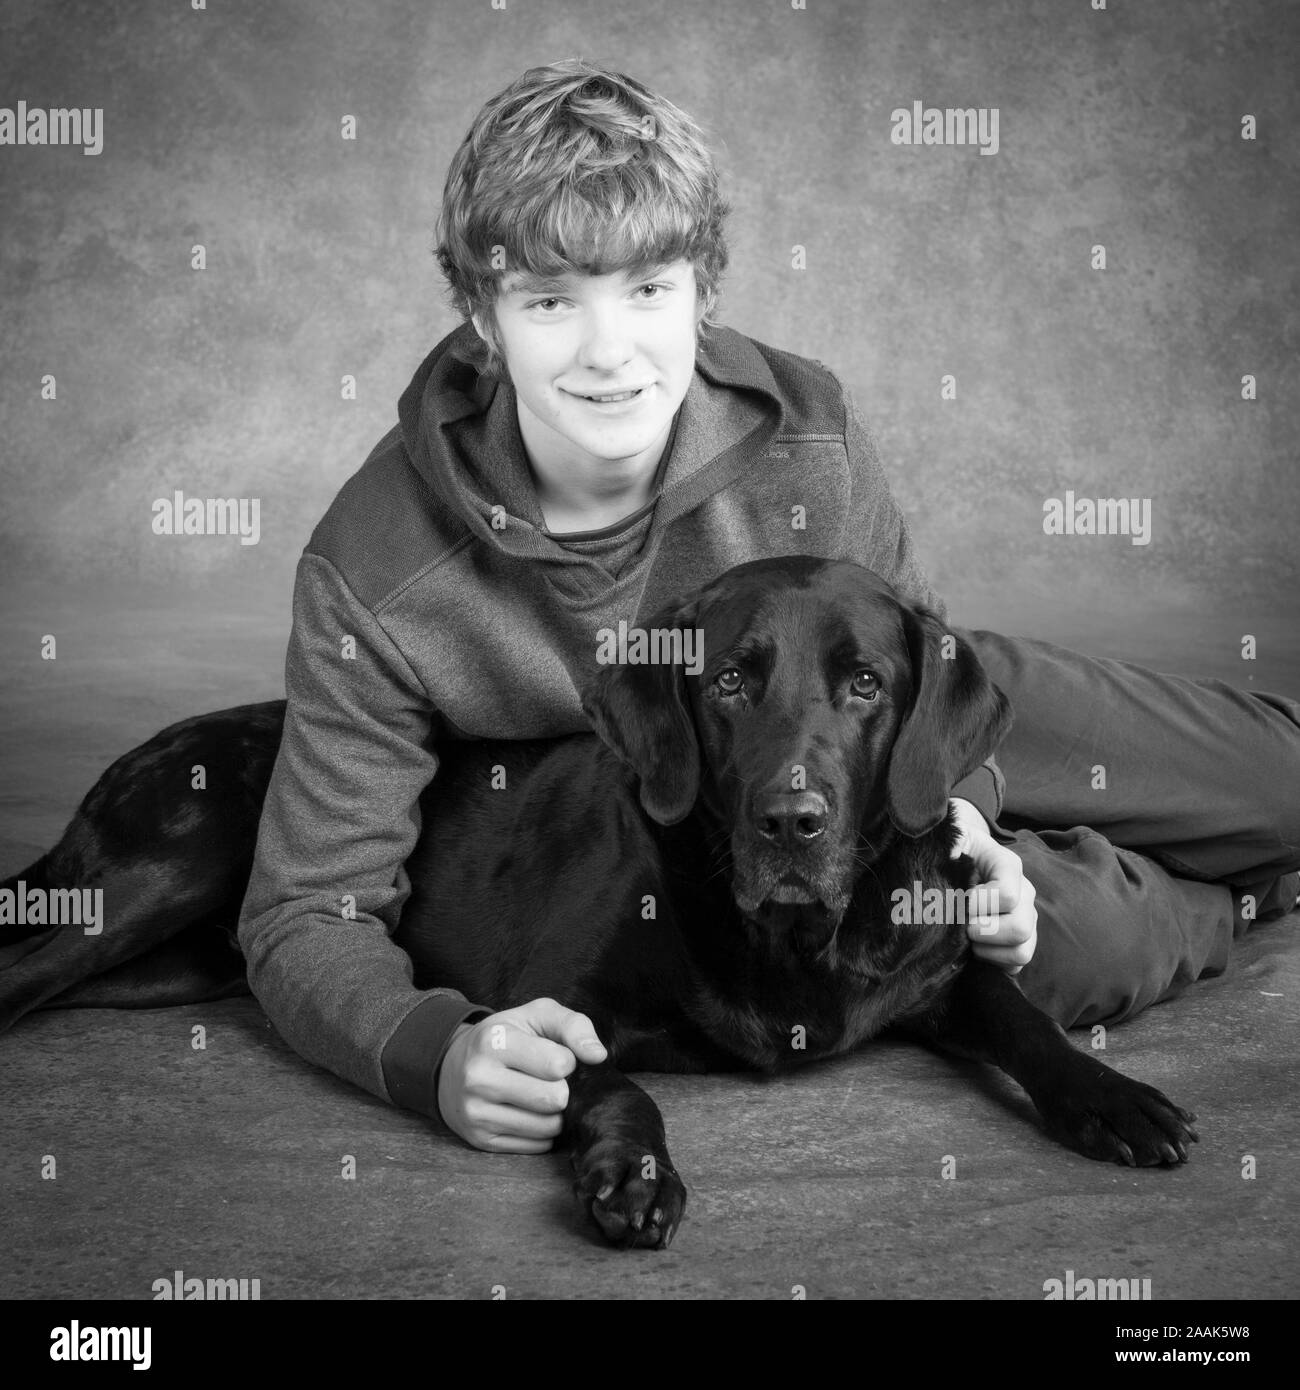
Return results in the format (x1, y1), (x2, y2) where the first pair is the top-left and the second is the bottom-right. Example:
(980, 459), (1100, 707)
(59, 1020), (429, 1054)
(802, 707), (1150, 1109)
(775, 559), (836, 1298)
(576, 309), (635, 368)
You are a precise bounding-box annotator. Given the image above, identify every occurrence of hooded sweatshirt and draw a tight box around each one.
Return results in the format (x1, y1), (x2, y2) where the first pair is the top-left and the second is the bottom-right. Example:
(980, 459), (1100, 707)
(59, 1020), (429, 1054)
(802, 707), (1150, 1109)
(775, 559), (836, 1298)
(236, 320), (1004, 1132)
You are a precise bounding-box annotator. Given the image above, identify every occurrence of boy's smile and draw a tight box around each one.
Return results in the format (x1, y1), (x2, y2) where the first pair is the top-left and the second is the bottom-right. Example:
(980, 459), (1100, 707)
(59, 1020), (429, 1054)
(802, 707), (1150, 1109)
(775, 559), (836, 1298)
(476, 259), (702, 530)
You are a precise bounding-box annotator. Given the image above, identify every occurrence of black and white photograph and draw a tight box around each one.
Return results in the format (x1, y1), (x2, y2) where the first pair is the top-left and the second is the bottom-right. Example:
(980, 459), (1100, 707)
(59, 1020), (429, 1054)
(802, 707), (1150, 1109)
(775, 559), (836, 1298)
(1, 0), (1296, 1336)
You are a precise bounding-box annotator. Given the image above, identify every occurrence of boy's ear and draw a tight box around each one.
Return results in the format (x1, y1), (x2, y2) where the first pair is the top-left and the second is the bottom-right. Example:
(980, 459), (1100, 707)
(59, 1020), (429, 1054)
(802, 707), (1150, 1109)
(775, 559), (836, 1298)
(580, 598), (702, 826)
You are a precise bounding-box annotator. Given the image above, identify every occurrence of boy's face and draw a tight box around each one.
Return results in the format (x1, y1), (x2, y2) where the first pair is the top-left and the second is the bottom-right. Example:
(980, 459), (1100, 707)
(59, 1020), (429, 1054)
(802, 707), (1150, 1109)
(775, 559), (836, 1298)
(477, 259), (702, 485)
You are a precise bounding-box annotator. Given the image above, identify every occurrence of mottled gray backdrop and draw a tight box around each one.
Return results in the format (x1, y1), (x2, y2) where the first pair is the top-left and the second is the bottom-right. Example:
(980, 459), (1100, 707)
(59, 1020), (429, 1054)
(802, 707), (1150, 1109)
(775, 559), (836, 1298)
(1, 0), (1296, 656)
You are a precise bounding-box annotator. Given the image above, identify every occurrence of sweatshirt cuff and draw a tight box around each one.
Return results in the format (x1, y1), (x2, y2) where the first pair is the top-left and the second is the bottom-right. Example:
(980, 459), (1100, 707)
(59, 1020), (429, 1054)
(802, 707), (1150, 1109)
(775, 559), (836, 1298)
(950, 758), (1003, 828)
(381, 994), (493, 1133)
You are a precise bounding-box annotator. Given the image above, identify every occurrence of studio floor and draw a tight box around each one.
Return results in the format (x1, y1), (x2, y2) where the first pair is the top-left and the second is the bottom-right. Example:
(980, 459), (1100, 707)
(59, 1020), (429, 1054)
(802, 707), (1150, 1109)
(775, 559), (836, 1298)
(1, 578), (1297, 1300)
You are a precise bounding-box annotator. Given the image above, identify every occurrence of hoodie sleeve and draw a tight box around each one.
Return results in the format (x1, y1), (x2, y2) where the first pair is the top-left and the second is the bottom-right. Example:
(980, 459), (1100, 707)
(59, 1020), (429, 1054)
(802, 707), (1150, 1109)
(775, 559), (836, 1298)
(237, 551), (491, 1133)
(833, 380), (1004, 826)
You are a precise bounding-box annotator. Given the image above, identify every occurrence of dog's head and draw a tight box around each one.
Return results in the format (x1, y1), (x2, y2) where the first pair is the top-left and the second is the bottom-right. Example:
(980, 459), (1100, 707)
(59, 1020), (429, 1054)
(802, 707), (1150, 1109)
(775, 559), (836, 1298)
(582, 556), (1011, 944)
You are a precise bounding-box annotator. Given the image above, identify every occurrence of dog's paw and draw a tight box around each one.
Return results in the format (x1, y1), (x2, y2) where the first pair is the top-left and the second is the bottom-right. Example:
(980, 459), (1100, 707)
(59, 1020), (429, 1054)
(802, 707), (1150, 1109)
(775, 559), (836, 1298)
(572, 1140), (687, 1249)
(1040, 1065), (1199, 1167)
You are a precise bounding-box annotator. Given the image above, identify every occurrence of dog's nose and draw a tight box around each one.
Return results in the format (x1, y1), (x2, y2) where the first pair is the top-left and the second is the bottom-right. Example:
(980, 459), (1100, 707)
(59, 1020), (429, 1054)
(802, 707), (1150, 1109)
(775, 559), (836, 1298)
(754, 791), (829, 848)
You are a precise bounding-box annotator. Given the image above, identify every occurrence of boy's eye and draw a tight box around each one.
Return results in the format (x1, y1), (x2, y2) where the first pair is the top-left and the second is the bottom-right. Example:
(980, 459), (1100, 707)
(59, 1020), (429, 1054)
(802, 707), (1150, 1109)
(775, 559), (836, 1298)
(524, 282), (669, 313)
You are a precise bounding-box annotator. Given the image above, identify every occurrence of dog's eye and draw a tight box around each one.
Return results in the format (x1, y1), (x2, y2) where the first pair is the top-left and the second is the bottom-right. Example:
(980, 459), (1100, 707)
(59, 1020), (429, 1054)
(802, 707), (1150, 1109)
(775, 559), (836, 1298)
(851, 670), (880, 700)
(714, 667), (744, 696)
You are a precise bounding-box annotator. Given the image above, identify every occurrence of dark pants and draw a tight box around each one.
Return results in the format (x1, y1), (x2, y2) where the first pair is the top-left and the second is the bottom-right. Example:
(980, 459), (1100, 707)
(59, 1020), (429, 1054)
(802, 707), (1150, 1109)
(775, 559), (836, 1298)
(964, 631), (1300, 1028)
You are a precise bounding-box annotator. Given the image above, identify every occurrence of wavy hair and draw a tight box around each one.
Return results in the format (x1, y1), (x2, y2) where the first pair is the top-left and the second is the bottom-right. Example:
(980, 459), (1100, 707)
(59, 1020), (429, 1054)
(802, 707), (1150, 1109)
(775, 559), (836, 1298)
(435, 59), (731, 379)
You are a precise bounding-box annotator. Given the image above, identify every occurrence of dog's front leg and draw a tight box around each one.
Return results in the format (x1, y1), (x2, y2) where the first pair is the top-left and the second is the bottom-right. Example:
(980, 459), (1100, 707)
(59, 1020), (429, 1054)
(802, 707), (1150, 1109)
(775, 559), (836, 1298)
(910, 960), (1199, 1166)
(562, 1061), (686, 1249)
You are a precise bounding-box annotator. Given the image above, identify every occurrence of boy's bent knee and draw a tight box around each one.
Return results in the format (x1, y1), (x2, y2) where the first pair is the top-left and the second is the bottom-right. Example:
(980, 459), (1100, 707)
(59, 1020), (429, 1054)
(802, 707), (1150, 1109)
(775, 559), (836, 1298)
(1006, 827), (1234, 1029)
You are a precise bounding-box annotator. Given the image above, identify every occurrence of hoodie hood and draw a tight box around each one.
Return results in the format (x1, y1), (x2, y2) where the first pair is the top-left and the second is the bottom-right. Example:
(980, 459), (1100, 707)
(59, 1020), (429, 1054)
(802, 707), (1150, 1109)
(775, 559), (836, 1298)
(396, 319), (788, 567)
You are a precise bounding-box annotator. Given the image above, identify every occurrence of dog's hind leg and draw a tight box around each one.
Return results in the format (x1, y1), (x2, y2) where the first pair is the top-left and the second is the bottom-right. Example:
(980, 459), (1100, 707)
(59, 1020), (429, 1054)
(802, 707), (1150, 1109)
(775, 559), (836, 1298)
(0, 850), (244, 1029)
(38, 919), (250, 1011)
(0, 701), (284, 1031)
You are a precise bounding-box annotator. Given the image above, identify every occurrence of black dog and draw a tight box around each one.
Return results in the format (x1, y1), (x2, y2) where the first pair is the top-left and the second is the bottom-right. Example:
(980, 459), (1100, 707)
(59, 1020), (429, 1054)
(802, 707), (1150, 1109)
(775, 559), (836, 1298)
(0, 557), (1197, 1248)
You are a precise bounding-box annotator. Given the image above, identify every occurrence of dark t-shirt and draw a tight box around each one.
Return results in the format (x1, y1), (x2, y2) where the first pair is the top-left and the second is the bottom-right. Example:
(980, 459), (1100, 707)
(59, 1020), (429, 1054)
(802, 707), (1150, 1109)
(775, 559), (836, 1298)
(543, 410), (681, 579)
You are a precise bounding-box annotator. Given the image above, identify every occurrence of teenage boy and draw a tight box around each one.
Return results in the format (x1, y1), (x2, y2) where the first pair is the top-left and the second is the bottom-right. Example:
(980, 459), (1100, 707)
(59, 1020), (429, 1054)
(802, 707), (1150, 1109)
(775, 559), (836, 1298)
(238, 59), (1300, 1154)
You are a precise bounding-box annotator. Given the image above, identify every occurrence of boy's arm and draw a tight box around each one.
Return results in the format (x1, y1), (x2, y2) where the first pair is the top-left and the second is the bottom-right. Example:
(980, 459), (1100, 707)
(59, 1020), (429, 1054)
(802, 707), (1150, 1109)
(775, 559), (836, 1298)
(237, 552), (490, 1134)
(834, 381), (1003, 827)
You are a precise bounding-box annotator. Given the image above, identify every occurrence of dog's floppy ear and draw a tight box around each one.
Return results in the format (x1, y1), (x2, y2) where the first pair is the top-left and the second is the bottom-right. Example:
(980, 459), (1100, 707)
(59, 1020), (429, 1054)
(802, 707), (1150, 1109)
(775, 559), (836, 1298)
(580, 598), (701, 826)
(886, 604), (1013, 838)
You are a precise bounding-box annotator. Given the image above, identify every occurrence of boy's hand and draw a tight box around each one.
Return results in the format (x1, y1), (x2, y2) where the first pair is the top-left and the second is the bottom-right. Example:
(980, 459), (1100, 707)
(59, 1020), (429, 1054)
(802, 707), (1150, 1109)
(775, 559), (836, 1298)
(949, 797), (1037, 974)
(436, 997), (608, 1153)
